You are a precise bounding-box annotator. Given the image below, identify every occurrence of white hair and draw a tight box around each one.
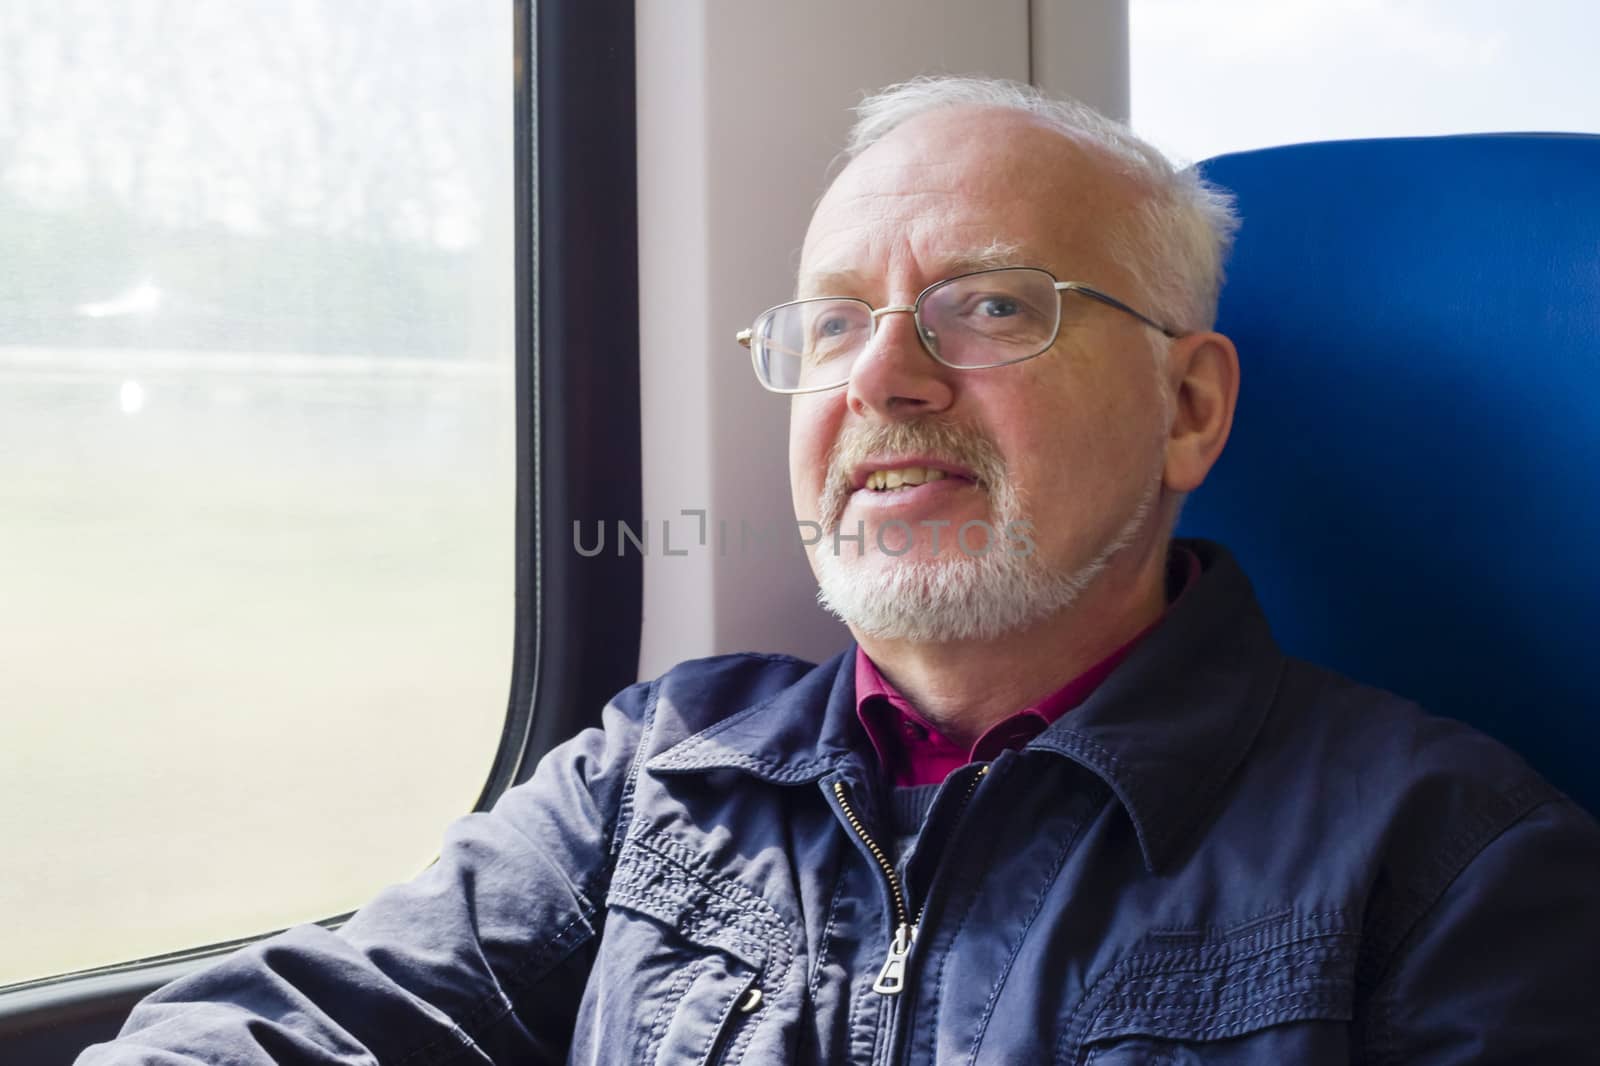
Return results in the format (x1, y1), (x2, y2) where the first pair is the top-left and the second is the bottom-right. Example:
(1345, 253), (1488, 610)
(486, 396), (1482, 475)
(845, 76), (1239, 334)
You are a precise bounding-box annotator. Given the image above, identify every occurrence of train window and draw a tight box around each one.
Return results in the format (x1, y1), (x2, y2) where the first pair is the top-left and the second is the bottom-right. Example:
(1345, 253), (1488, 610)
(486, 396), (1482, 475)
(0, 2), (514, 986)
(1132, 0), (1600, 160)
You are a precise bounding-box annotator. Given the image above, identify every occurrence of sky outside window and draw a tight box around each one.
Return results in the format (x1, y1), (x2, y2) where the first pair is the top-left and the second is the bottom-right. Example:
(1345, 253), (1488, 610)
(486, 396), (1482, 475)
(1132, 0), (1600, 163)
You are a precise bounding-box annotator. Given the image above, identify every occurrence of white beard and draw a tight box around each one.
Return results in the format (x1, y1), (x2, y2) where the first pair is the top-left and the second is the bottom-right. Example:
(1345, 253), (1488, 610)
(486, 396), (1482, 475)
(813, 466), (1160, 643)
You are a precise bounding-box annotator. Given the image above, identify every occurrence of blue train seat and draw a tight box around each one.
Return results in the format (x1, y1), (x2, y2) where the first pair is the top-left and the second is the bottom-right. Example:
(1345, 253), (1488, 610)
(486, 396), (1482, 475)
(1185, 134), (1600, 815)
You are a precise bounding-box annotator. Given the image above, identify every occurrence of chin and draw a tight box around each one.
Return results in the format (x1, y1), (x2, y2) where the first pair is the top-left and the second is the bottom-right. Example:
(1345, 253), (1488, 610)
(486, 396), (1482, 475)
(812, 541), (1102, 644)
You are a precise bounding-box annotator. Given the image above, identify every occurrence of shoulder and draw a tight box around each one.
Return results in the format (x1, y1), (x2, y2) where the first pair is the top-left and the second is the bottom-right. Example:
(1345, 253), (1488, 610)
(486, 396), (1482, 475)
(1285, 663), (1600, 1057)
(1202, 652), (1595, 905)
(1261, 657), (1600, 965)
(649, 650), (822, 698)
(1266, 657), (1567, 823)
(632, 650), (825, 734)
(483, 651), (834, 867)
(526, 650), (831, 793)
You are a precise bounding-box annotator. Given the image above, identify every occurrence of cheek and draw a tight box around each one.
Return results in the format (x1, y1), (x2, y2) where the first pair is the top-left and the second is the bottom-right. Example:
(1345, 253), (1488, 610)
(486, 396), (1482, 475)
(996, 378), (1156, 516)
(787, 398), (837, 519)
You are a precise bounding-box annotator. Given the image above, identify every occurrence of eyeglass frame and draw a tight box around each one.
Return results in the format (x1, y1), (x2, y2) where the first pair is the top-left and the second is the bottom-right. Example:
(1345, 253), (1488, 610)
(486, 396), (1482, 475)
(734, 266), (1183, 395)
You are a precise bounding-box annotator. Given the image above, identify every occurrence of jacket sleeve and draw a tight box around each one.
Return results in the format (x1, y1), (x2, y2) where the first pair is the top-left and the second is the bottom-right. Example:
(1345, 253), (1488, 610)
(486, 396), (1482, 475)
(1358, 795), (1600, 1065)
(76, 680), (657, 1066)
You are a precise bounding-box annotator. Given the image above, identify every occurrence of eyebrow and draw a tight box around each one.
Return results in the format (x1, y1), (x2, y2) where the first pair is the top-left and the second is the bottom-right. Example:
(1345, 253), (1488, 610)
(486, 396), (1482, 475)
(796, 241), (1027, 299)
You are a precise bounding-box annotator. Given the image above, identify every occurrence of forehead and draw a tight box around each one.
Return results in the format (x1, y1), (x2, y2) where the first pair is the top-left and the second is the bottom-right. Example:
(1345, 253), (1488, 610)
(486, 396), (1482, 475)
(799, 107), (1144, 295)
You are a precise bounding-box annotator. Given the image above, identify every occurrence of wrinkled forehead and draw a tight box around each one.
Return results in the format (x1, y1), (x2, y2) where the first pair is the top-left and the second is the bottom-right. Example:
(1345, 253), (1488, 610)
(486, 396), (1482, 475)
(799, 107), (1148, 296)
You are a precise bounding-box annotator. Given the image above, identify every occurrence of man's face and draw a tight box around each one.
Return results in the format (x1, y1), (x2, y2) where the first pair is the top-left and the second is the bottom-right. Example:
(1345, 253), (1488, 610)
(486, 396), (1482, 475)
(790, 107), (1176, 641)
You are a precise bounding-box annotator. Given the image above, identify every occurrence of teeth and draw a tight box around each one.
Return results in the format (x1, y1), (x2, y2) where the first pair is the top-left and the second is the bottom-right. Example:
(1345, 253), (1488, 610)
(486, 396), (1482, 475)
(864, 466), (950, 491)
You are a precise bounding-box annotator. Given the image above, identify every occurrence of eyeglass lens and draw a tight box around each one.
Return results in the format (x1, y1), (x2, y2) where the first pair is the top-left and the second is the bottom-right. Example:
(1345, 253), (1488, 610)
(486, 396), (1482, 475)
(755, 268), (1061, 391)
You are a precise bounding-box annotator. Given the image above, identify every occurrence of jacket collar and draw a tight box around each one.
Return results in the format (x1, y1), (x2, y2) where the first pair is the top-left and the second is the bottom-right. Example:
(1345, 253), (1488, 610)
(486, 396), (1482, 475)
(645, 647), (864, 784)
(647, 539), (1285, 873)
(1024, 540), (1285, 872)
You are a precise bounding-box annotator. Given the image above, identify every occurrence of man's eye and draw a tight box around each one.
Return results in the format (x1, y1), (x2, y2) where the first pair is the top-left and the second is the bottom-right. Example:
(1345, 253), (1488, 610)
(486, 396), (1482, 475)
(809, 312), (865, 346)
(976, 296), (1019, 318)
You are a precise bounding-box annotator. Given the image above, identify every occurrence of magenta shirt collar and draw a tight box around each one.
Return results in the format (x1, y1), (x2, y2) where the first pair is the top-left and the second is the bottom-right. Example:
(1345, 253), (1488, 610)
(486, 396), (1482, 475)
(855, 547), (1202, 787)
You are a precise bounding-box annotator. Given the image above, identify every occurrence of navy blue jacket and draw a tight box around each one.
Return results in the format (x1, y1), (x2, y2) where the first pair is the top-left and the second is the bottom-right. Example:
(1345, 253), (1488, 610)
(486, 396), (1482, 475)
(82, 541), (1600, 1064)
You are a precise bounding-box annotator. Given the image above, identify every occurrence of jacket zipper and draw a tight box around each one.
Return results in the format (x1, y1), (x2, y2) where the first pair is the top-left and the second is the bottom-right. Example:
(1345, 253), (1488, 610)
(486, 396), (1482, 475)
(831, 763), (990, 996)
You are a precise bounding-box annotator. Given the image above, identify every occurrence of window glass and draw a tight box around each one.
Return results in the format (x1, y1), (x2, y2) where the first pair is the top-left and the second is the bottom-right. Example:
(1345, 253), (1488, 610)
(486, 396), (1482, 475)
(1132, 0), (1600, 162)
(0, 1), (514, 986)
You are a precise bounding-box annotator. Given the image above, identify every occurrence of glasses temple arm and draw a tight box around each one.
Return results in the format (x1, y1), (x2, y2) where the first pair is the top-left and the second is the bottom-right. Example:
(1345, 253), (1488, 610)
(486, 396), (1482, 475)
(1059, 283), (1182, 339)
(735, 329), (811, 361)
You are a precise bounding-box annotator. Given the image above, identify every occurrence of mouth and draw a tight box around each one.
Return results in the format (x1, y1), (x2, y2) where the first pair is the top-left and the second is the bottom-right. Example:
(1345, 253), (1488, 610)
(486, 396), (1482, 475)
(851, 459), (978, 494)
(815, 423), (1004, 535)
(834, 459), (987, 532)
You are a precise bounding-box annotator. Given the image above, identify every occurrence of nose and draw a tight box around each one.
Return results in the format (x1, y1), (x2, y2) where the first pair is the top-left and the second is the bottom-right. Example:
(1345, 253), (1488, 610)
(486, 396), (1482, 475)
(845, 305), (956, 420)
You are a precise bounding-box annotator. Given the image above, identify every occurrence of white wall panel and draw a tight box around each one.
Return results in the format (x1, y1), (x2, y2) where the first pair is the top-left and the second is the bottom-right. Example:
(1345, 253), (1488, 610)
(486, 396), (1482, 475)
(1034, 0), (1130, 121)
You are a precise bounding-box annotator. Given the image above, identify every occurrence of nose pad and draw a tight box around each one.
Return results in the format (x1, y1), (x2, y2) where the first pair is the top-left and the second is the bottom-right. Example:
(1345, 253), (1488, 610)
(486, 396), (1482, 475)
(852, 306), (928, 380)
(868, 305), (945, 365)
(846, 303), (956, 416)
(864, 305), (929, 361)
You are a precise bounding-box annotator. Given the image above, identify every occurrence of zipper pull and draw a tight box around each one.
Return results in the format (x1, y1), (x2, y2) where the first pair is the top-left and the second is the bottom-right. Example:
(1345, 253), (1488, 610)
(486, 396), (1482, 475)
(871, 922), (916, 995)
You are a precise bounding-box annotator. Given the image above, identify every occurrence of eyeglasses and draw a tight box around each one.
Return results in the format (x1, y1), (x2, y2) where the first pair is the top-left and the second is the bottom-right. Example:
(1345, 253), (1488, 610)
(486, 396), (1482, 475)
(735, 266), (1180, 394)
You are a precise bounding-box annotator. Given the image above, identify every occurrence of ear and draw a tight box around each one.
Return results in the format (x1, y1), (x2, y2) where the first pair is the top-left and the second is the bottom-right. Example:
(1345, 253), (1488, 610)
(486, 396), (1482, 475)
(1162, 330), (1239, 493)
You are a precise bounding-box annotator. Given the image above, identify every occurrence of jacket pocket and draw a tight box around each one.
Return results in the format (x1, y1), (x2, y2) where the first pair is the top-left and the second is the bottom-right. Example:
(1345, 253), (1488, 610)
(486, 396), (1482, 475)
(1065, 911), (1358, 1066)
(590, 834), (790, 1066)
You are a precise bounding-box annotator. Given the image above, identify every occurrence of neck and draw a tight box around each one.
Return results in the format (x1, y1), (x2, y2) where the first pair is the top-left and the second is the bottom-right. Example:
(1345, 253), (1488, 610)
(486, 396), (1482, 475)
(854, 535), (1171, 750)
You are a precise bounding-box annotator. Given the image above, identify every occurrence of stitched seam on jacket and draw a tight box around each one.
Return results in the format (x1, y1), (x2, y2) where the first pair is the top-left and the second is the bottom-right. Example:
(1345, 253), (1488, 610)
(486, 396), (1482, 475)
(808, 861), (852, 1004)
(846, 979), (883, 1064)
(1081, 977), (1353, 1048)
(1103, 939), (1358, 1000)
(913, 782), (996, 1063)
(393, 1021), (477, 1066)
(1084, 926), (1352, 991)
(1358, 789), (1557, 1066)
(661, 652), (821, 768)
(640, 958), (702, 1064)
(1146, 655), (1285, 861)
(608, 833), (798, 1004)
(692, 973), (750, 1066)
(1092, 943), (1358, 1038)
(606, 879), (768, 969)
(394, 905), (599, 1066)
(1148, 902), (1302, 940)
(659, 747), (835, 781)
(610, 840), (779, 960)
(964, 784), (1110, 1066)
(1055, 912), (1357, 1060)
(1033, 657), (1286, 870)
(1360, 778), (1552, 989)
(611, 676), (665, 863)
(720, 989), (762, 1066)
(1096, 992), (1350, 1045)
(650, 655), (832, 775)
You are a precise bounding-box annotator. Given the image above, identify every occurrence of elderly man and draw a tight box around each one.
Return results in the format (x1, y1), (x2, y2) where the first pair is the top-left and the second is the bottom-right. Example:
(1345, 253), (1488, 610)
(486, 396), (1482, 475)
(85, 77), (1598, 1065)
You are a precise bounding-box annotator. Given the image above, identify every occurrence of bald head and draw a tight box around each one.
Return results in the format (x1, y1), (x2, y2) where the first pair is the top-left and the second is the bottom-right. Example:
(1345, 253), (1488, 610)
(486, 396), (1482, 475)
(801, 106), (1154, 308)
(819, 76), (1239, 334)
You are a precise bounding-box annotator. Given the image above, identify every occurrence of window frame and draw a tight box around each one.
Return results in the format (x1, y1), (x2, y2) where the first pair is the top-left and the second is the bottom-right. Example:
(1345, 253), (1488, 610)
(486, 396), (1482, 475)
(0, 0), (641, 1058)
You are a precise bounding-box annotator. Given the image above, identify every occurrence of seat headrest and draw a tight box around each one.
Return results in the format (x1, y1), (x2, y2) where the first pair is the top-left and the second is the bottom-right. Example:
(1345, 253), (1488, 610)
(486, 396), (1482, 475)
(1184, 134), (1600, 814)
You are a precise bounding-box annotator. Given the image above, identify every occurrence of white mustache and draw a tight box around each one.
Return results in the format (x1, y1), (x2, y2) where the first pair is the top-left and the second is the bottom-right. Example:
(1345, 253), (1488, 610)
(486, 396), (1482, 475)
(816, 420), (1008, 531)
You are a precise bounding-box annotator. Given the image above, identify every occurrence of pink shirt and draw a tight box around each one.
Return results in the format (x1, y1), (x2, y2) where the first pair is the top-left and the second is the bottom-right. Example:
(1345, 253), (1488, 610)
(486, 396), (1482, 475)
(855, 548), (1202, 787)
